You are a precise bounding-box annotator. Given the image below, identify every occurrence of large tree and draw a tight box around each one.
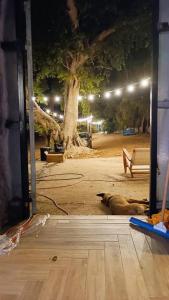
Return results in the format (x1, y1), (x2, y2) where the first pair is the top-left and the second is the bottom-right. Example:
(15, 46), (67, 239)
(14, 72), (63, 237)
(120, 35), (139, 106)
(32, 0), (151, 149)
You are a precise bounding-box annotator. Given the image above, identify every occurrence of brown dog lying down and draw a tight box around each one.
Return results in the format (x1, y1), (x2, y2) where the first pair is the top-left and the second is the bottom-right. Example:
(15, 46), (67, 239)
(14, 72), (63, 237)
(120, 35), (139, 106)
(97, 193), (149, 215)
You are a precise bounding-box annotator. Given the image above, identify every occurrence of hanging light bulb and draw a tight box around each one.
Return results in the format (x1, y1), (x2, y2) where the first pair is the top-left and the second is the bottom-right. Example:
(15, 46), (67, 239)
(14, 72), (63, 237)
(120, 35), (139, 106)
(32, 96), (36, 101)
(78, 95), (83, 101)
(55, 96), (61, 102)
(127, 85), (135, 93)
(115, 89), (122, 96)
(53, 112), (57, 117)
(59, 114), (64, 120)
(140, 78), (150, 88)
(44, 96), (48, 102)
(104, 91), (111, 99)
(46, 109), (50, 114)
(88, 94), (95, 101)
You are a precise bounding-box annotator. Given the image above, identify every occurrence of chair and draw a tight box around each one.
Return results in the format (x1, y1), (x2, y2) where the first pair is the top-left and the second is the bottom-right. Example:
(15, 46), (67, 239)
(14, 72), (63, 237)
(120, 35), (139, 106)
(123, 148), (150, 177)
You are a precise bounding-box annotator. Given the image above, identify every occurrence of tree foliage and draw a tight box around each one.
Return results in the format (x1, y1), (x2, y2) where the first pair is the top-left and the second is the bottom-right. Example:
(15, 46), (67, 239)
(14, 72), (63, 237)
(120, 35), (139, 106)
(31, 0), (152, 144)
(32, 0), (151, 95)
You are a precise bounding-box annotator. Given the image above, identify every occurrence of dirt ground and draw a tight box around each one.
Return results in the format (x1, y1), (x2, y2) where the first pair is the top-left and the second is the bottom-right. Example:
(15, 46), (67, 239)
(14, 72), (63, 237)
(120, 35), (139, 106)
(35, 133), (150, 159)
(35, 133), (150, 215)
(92, 133), (150, 157)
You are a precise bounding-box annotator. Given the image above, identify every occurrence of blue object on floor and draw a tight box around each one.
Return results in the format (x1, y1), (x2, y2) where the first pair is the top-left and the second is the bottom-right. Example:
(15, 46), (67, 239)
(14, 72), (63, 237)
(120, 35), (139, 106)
(129, 217), (169, 239)
(123, 128), (136, 136)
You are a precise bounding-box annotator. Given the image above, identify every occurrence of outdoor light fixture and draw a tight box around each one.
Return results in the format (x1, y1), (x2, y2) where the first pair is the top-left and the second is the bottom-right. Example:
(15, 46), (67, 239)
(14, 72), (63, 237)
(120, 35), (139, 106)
(55, 96), (61, 102)
(53, 112), (57, 117)
(88, 94), (95, 101)
(44, 96), (48, 102)
(104, 91), (111, 99)
(78, 95), (83, 101)
(127, 85), (135, 93)
(92, 120), (103, 125)
(115, 89), (122, 96)
(140, 78), (150, 88)
(46, 109), (50, 114)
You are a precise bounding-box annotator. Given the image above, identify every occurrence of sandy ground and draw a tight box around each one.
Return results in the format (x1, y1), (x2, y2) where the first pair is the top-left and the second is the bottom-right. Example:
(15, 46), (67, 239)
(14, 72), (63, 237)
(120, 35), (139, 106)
(35, 133), (150, 159)
(92, 133), (150, 157)
(36, 157), (149, 215)
(34, 133), (150, 215)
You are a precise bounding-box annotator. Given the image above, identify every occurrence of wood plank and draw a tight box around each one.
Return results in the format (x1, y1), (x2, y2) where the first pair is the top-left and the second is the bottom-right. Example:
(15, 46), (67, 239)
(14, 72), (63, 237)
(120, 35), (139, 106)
(18, 241), (105, 250)
(19, 281), (43, 300)
(145, 235), (169, 297)
(49, 215), (108, 220)
(149, 298), (169, 300)
(38, 265), (70, 300)
(118, 234), (149, 300)
(131, 229), (169, 297)
(40, 227), (130, 235)
(86, 250), (105, 300)
(62, 259), (87, 300)
(48, 219), (132, 224)
(0, 295), (18, 300)
(1, 249), (88, 262)
(20, 235), (118, 242)
(43, 223), (130, 229)
(107, 215), (146, 220)
(1, 216), (169, 300)
(104, 242), (128, 300)
(0, 280), (25, 295)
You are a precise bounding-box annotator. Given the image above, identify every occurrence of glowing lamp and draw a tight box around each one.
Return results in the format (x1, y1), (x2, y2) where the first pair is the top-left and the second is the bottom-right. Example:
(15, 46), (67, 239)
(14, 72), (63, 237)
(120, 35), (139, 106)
(78, 95), (83, 101)
(115, 89), (122, 96)
(127, 85), (135, 93)
(55, 96), (60, 102)
(104, 91), (111, 99)
(88, 94), (95, 101)
(44, 96), (48, 102)
(140, 78), (149, 87)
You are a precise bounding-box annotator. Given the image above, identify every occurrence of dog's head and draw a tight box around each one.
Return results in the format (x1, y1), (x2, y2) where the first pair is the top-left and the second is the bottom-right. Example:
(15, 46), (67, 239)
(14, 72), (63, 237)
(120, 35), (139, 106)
(97, 193), (112, 207)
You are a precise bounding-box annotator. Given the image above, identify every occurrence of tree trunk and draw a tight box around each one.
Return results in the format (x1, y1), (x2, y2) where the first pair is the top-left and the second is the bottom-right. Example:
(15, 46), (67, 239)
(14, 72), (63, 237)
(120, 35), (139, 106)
(63, 76), (80, 149)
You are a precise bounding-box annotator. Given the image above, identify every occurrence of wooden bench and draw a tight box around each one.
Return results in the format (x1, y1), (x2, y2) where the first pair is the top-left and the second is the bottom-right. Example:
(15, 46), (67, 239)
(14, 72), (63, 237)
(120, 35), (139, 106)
(123, 148), (150, 177)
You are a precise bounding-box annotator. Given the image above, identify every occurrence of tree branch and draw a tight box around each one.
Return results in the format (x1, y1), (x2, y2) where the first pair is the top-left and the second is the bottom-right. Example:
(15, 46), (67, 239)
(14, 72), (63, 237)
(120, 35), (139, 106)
(33, 100), (60, 131)
(67, 0), (79, 31)
(92, 28), (115, 47)
(88, 27), (115, 58)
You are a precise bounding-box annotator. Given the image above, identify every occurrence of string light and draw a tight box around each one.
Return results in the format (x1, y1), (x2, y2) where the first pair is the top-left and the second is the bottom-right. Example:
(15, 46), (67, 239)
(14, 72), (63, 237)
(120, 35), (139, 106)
(140, 78), (150, 87)
(78, 117), (89, 122)
(46, 108), (51, 114)
(38, 77), (151, 108)
(92, 120), (103, 125)
(53, 112), (57, 117)
(55, 96), (61, 102)
(44, 96), (48, 102)
(78, 95), (83, 101)
(59, 114), (64, 120)
(32, 96), (36, 101)
(104, 91), (111, 99)
(127, 84), (135, 93)
(88, 94), (95, 101)
(114, 89), (122, 96)
(78, 116), (93, 123)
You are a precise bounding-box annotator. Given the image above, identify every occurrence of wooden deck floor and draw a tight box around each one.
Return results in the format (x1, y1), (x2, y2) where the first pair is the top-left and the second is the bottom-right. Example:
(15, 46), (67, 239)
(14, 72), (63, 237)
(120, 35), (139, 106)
(1, 215), (169, 300)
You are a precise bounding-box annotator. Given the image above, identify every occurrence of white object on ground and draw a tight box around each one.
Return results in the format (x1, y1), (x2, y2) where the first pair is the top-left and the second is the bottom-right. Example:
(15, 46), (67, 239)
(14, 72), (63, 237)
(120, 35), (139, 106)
(153, 222), (167, 233)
